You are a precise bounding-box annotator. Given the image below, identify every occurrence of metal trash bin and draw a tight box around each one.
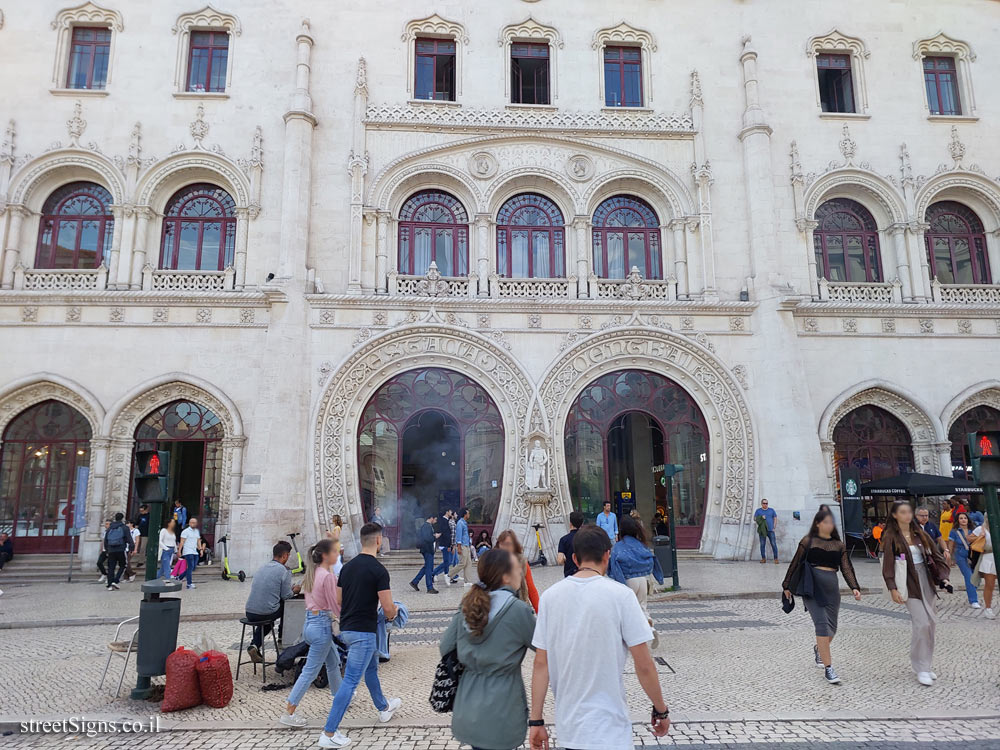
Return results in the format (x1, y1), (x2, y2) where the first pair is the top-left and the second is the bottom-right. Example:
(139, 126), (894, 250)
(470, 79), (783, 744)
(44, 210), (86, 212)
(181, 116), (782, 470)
(131, 578), (182, 699)
(652, 535), (673, 580)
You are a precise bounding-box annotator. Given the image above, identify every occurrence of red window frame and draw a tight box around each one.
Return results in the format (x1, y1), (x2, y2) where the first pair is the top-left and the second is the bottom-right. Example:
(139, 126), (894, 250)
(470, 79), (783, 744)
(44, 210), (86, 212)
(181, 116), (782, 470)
(186, 30), (229, 93)
(923, 56), (961, 116)
(66, 26), (111, 90)
(496, 193), (566, 278)
(414, 37), (456, 101)
(816, 53), (855, 113)
(511, 42), (550, 105)
(35, 182), (114, 270)
(924, 201), (990, 285)
(603, 46), (643, 107)
(397, 190), (469, 276)
(159, 184), (236, 271)
(812, 199), (883, 282)
(591, 195), (662, 279)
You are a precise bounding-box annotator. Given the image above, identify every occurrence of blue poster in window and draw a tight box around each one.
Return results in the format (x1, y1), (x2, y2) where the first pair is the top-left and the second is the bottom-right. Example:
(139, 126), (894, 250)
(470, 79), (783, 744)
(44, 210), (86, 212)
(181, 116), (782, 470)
(73, 466), (89, 532)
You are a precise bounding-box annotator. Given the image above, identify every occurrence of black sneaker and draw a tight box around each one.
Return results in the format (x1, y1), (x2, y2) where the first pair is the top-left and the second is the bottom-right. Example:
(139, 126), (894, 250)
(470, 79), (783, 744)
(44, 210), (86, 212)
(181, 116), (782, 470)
(814, 645), (824, 668)
(450, 576), (459, 584)
(427, 588), (440, 594)
(825, 666), (841, 684)
(409, 582), (419, 592)
(247, 645), (263, 664)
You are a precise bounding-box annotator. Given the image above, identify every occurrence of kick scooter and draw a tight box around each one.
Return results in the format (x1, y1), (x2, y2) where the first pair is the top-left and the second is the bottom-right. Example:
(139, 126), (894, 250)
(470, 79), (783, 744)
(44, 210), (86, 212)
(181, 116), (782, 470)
(287, 531), (305, 574)
(531, 523), (547, 567)
(218, 535), (246, 582)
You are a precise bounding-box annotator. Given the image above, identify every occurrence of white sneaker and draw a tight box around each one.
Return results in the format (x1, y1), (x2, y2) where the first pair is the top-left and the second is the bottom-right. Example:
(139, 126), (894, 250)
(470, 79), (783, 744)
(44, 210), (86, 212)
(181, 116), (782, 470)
(929, 672), (937, 681)
(378, 697), (402, 723)
(317, 731), (351, 748)
(917, 672), (933, 686)
(186, 584), (196, 590)
(98, 575), (106, 582)
(128, 575), (136, 582)
(972, 602), (982, 609)
(279, 712), (308, 728)
(986, 608), (996, 620)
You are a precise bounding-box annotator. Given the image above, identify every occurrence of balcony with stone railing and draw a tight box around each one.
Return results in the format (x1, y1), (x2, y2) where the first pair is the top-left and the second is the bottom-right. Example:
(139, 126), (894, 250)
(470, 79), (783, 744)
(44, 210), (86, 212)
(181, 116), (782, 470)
(817, 278), (902, 304)
(142, 264), (235, 292)
(388, 263), (476, 298)
(590, 267), (678, 301)
(13, 263), (109, 291)
(930, 279), (1000, 305)
(488, 274), (576, 299)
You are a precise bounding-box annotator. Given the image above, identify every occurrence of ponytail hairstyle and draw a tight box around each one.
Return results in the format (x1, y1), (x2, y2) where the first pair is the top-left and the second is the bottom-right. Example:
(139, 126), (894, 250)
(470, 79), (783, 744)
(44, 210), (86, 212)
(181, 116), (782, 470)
(302, 538), (338, 594)
(462, 548), (516, 637)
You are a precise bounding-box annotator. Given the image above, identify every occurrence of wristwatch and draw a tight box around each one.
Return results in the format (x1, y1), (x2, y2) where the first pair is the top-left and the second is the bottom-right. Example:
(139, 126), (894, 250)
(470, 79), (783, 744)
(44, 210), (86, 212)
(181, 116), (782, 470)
(652, 705), (670, 721)
(527, 719), (545, 727)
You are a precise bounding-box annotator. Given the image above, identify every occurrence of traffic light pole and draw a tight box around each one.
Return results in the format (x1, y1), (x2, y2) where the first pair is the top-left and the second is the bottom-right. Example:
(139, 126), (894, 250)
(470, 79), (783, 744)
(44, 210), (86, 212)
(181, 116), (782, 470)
(984, 484), (1000, 539)
(144, 502), (163, 581)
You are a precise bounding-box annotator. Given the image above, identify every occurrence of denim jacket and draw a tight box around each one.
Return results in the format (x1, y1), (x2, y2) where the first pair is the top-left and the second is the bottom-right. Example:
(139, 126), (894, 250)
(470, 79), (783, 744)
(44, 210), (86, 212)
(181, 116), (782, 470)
(609, 535), (664, 585)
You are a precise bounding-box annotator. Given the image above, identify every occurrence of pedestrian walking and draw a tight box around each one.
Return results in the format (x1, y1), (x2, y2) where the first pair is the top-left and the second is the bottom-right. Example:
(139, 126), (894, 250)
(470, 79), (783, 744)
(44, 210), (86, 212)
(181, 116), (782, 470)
(882, 500), (950, 686)
(970, 518), (995, 619)
(370, 507), (390, 556)
(556, 511), (584, 577)
(171, 499), (188, 540)
(496, 530), (539, 613)
(596, 500), (618, 540)
(440, 548), (536, 750)
(939, 499), (957, 541)
(754, 498), (779, 564)
(0, 532), (12, 570)
(609, 516), (665, 650)
(103, 512), (133, 591)
(410, 514), (440, 594)
(447, 509), (458, 568)
(948, 511), (980, 609)
(245, 541), (300, 662)
(781, 508), (862, 684)
(279, 538), (344, 727)
(916, 506), (949, 561)
(96, 518), (111, 582)
(529, 525), (670, 750)
(127, 521), (140, 579)
(319, 523), (402, 748)
(135, 503), (149, 556)
(449, 508), (473, 585)
(158, 519), (177, 579)
(432, 510), (454, 587)
(179, 518), (201, 590)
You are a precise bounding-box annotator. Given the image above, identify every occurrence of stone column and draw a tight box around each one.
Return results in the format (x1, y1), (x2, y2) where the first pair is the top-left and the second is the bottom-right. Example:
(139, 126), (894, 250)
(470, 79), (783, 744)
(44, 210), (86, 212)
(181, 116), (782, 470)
(82, 437), (111, 564)
(888, 223), (913, 300)
(934, 441), (955, 477)
(346, 56), (369, 293)
(234, 207), (250, 289)
(129, 207), (153, 289)
(692, 164), (717, 300)
(798, 219), (819, 298)
(907, 221), (932, 301)
(987, 230), (1000, 285)
(105, 205), (126, 289)
(1, 205), (27, 289)
(659, 223), (674, 282)
(670, 219), (688, 299)
(474, 214), (490, 296)
(375, 210), (390, 293)
(684, 218), (700, 298)
(573, 216), (590, 297)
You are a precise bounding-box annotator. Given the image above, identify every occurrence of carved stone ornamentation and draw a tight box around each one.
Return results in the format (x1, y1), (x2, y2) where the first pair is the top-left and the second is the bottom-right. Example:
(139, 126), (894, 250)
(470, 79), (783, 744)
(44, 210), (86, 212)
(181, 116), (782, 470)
(882, 318), (896, 333)
(21, 306), (38, 323)
(468, 151), (498, 179)
(239, 308), (255, 324)
(319, 310), (335, 325)
(838, 124), (857, 165)
(190, 104), (209, 147)
(528, 313), (542, 329)
(948, 125), (966, 167)
(196, 307), (212, 323)
(66, 101), (86, 146)
(414, 262), (450, 297)
(958, 319), (973, 334)
(66, 306), (82, 323)
(680, 316), (694, 331)
(842, 318), (858, 333)
(804, 318), (819, 332)
(919, 319), (934, 334)
(153, 307), (168, 323)
(729, 316), (745, 332)
(565, 154), (594, 181)
(110, 307), (125, 323)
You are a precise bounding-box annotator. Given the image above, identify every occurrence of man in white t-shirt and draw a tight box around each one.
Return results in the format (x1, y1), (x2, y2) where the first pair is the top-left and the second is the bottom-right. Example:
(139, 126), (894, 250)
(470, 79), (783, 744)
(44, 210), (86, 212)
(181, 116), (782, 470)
(179, 517), (201, 590)
(530, 524), (670, 750)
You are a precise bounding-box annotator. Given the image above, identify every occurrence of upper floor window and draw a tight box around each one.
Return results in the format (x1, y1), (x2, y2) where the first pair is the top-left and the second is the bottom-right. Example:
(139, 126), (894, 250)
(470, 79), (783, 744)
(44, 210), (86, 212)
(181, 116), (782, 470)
(813, 199), (882, 282)
(923, 56), (961, 116)
(187, 31), (229, 93)
(603, 46), (642, 107)
(67, 27), (111, 90)
(398, 191), (469, 276)
(496, 193), (565, 278)
(415, 38), (456, 101)
(925, 201), (989, 284)
(816, 54), (855, 113)
(511, 43), (550, 105)
(160, 184), (236, 271)
(592, 195), (662, 280)
(35, 182), (114, 269)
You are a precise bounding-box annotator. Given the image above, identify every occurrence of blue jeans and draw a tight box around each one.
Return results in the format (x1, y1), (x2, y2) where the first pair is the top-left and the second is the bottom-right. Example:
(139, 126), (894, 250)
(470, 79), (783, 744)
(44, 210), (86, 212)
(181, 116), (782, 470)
(759, 531), (778, 560)
(183, 554), (198, 586)
(955, 547), (978, 604)
(431, 546), (451, 578)
(159, 549), (174, 579)
(411, 551), (435, 590)
(288, 612), (343, 707)
(324, 630), (388, 733)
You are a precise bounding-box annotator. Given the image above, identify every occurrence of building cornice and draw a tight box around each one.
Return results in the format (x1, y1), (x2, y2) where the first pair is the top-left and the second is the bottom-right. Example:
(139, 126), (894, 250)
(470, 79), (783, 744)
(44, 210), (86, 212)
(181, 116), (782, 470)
(0, 290), (273, 307)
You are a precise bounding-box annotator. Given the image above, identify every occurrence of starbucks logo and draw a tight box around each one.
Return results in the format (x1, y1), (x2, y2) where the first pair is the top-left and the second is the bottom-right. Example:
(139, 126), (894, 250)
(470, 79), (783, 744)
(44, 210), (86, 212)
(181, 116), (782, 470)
(845, 478), (858, 496)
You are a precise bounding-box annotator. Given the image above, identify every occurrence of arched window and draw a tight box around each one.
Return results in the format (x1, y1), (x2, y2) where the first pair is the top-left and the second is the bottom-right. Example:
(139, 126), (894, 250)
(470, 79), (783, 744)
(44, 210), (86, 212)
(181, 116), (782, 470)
(159, 184), (236, 271)
(925, 201), (990, 285)
(35, 182), (114, 269)
(496, 193), (565, 278)
(397, 190), (469, 276)
(592, 195), (662, 279)
(813, 198), (882, 282)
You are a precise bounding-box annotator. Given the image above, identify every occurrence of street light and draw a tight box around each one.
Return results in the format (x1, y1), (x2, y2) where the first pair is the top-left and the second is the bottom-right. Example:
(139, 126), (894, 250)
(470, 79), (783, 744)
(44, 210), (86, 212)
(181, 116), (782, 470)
(662, 463), (684, 590)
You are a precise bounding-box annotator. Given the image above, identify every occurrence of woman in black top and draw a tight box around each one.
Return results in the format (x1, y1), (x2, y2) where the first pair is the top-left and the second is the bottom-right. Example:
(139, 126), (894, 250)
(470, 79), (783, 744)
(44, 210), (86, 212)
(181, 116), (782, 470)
(782, 508), (861, 685)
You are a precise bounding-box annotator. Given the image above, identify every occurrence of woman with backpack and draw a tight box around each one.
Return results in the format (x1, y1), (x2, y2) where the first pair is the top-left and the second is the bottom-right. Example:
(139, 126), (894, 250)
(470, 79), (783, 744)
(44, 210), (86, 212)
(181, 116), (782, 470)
(439, 548), (536, 750)
(278, 538), (344, 727)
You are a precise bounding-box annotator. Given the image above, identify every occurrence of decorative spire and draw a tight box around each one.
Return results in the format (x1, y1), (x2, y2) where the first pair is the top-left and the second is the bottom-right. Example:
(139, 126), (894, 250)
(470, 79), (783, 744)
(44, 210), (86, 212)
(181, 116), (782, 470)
(689, 69), (703, 107)
(0, 119), (14, 165)
(355, 57), (368, 96)
(789, 140), (803, 183)
(838, 124), (856, 165)
(948, 125), (966, 167)
(190, 104), (209, 147)
(66, 101), (86, 146)
(899, 143), (913, 184)
(127, 122), (142, 166)
(250, 125), (263, 167)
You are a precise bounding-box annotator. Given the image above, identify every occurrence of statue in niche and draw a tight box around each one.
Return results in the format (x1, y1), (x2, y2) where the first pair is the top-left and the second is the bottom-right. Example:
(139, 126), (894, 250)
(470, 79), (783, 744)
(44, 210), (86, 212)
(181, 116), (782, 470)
(526, 439), (549, 490)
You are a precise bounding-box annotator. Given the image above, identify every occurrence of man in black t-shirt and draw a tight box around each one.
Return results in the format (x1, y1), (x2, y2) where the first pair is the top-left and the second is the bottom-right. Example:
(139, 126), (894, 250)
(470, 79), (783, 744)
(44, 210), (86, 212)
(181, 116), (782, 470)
(320, 523), (402, 748)
(556, 511), (585, 577)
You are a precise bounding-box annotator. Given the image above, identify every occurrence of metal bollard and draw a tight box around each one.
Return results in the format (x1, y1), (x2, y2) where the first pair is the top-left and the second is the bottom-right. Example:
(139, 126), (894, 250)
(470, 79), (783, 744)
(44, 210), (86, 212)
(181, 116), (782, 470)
(130, 578), (182, 700)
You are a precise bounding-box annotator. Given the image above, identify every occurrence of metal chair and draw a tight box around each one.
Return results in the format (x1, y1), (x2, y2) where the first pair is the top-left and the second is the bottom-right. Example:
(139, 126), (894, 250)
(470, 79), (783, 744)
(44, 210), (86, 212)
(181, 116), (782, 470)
(98, 615), (139, 698)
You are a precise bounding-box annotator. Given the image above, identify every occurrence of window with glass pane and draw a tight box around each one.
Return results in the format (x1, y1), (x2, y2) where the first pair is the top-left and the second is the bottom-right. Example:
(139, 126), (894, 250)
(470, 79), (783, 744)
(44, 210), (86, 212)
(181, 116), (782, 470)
(186, 31), (229, 92)
(604, 46), (642, 107)
(159, 184), (236, 270)
(67, 27), (111, 89)
(415, 38), (456, 101)
(923, 56), (961, 115)
(816, 54), (855, 113)
(592, 195), (662, 279)
(35, 182), (114, 270)
(833, 405), (913, 487)
(812, 198), (882, 282)
(924, 201), (990, 284)
(511, 43), (549, 105)
(496, 193), (566, 278)
(397, 191), (469, 276)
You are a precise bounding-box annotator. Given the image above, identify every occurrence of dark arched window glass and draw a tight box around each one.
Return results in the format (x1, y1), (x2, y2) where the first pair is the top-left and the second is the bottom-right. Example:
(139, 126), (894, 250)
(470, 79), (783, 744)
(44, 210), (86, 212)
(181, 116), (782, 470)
(35, 182), (114, 269)
(159, 184), (236, 271)
(397, 191), (469, 276)
(813, 198), (882, 282)
(592, 195), (662, 279)
(925, 201), (990, 285)
(496, 193), (565, 278)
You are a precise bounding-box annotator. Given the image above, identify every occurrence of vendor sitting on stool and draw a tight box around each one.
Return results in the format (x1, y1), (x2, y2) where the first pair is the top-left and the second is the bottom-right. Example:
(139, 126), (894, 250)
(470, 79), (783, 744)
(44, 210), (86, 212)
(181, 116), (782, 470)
(245, 541), (300, 663)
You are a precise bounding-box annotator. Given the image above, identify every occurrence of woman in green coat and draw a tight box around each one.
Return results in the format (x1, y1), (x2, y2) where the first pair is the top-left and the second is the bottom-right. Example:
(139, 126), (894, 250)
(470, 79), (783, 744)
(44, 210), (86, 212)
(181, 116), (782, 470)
(439, 547), (536, 750)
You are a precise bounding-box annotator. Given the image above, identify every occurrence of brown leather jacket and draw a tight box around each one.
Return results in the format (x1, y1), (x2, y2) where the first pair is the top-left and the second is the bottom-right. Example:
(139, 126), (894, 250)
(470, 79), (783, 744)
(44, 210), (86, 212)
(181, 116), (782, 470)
(882, 530), (948, 601)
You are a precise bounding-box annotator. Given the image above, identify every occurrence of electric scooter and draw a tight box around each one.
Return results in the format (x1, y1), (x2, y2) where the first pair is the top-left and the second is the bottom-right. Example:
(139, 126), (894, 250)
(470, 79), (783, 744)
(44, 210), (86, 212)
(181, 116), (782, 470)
(531, 523), (547, 567)
(218, 535), (246, 582)
(287, 532), (305, 574)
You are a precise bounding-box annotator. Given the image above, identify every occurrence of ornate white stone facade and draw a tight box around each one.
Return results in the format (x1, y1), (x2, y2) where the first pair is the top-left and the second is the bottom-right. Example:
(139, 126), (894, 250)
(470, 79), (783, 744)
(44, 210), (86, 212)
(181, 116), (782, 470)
(4, 1), (1000, 567)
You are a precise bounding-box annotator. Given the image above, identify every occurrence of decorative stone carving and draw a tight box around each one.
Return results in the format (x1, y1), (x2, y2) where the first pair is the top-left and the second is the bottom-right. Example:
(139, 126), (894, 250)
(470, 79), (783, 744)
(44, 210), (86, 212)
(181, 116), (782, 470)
(109, 307), (125, 323)
(842, 318), (858, 333)
(190, 104), (209, 146)
(528, 313), (542, 329)
(414, 262), (450, 296)
(824, 387), (936, 446)
(946, 387), (1000, 431)
(729, 316), (745, 332)
(958, 319), (973, 334)
(373, 310), (388, 326)
(153, 307), (168, 323)
(468, 151), (498, 179)
(239, 308), (254, 324)
(476, 313), (490, 328)
(899, 143), (913, 184)
(525, 439), (549, 490)
(355, 56), (368, 96)
(565, 154), (594, 181)
(732, 364), (749, 390)
(919, 318), (934, 334)
(690, 69), (703, 107)
(579, 315), (592, 329)
(319, 309), (335, 325)
(838, 124), (857, 165)
(680, 316), (694, 331)
(196, 307), (212, 323)
(882, 318), (896, 333)
(592, 21), (656, 52)
(21, 306), (38, 322)
(66, 306), (82, 322)
(948, 125), (966, 167)
(66, 101), (86, 146)
(789, 140), (803, 184)
(804, 317), (819, 332)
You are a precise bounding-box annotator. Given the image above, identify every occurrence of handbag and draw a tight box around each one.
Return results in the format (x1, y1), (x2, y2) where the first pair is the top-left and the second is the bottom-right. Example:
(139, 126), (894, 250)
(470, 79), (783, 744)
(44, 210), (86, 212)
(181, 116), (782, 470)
(886, 555), (908, 602)
(780, 590), (795, 613)
(429, 648), (464, 713)
(970, 532), (986, 554)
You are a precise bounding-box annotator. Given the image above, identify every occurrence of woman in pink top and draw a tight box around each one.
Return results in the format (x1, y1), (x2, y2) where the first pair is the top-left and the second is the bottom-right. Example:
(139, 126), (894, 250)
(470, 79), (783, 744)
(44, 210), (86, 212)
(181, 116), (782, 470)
(280, 539), (344, 727)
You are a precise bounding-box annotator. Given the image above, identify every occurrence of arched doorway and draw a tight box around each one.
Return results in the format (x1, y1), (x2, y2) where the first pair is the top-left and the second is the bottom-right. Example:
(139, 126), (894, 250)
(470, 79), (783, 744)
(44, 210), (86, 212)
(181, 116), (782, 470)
(565, 370), (709, 549)
(358, 368), (504, 548)
(0, 400), (92, 553)
(129, 400), (223, 542)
